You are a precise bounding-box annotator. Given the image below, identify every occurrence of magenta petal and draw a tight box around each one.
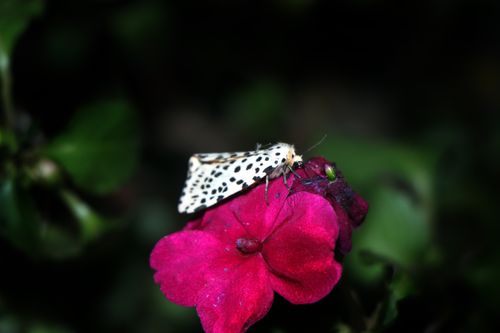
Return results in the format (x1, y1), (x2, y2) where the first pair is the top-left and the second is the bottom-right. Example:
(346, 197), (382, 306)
(228, 178), (289, 240)
(197, 205), (249, 245)
(151, 230), (274, 333)
(150, 230), (229, 306)
(197, 255), (274, 333)
(263, 192), (342, 304)
(183, 217), (203, 230)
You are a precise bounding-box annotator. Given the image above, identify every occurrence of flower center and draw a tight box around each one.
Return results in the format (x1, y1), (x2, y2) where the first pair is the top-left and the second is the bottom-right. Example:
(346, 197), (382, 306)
(236, 237), (262, 254)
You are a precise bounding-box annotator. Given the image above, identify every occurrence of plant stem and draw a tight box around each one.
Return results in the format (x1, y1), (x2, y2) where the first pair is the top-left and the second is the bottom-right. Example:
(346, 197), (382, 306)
(0, 39), (14, 129)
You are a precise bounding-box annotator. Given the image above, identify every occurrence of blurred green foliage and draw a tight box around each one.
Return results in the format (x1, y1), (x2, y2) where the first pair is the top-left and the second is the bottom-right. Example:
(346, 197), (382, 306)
(0, 0), (140, 260)
(317, 138), (434, 330)
(0, 0), (43, 129)
(0, 0), (43, 56)
(0, 178), (40, 253)
(1, 0), (499, 332)
(43, 100), (139, 194)
(0, 97), (139, 258)
(321, 138), (434, 281)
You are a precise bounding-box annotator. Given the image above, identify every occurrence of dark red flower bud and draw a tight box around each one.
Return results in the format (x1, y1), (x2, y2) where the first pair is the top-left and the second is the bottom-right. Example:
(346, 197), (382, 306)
(292, 157), (369, 254)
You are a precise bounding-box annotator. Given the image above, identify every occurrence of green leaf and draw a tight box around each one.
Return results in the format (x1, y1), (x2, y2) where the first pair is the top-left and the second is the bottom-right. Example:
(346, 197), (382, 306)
(318, 137), (434, 200)
(381, 270), (415, 327)
(333, 322), (354, 333)
(43, 100), (140, 194)
(0, 0), (42, 128)
(0, 178), (40, 252)
(0, 127), (17, 152)
(319, 137), (435, 284)
(38, 189), (110, 258)
(38, 224), (83, 259)
(0, 0), (43, 56)
(349, 186), (431, 278)
(60, 189), (107, 242)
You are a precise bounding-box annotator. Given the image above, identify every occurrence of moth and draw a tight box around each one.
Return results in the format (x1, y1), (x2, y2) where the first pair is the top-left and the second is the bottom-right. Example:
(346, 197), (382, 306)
(178, 142), (303, 214)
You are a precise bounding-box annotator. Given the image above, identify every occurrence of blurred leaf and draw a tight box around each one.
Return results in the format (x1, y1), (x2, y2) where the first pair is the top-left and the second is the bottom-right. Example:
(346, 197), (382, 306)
(333, 322), (354, 333)
(151, 284), (198, 330)
(43, 100), (139, 194)
(111, 1), (167, 51)
(0, 0), (43, 57)
(0, 178), (40, 252)
(227, 80), (286, 137)
(135, 198), (177, 243)
(349, 186), (431, 281)
(60, 189), (107, 242)
(0, 127), (18, 152)
(319, 137), (434, 201)
(28, 323), (73, 333)
(0, 0), (41, 128)
(38, 189), (109, 258)
(39, 223), (83, 259)
(466, 255), (500, 310)
(381, 271), (415, 327)
(0, 315), (73, 333)
(0, 316), (20, 333)
(320, 137), (434, 284)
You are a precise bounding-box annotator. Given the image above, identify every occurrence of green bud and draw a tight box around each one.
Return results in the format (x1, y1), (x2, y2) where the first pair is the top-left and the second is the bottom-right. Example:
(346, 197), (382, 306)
(325, 164), (336, 182)
(30, 158), (62, 186)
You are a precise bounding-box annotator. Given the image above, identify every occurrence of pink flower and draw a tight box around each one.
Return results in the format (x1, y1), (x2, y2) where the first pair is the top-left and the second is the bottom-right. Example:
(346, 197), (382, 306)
(292, 157), (369, 254)
(150, 166), (342, 333)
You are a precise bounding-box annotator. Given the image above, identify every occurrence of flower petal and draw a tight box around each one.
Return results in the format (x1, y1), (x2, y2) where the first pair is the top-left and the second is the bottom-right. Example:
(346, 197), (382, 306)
(195, 204), (250, 245)
(263, 192), (342, 304)
(151, 230), (274, 333)
(197, 254), (274, 333)
(228, 176), (289, 240)
(150, 230), (235, 306)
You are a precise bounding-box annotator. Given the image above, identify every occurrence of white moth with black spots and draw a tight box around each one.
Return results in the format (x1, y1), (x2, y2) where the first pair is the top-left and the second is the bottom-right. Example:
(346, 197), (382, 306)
(178, 142), (303, 214)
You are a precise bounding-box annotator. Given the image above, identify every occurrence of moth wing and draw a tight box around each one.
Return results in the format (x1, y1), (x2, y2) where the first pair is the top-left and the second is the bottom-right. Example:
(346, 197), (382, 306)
(177, 155), (267, 213)
(194, 151), (245, 163)
(177, 151), (251, 214)
(178, 143), (295, 214)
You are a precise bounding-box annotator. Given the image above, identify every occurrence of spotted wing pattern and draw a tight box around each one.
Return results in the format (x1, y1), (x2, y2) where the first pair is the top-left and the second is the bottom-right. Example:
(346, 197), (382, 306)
(177, 143), (295, 214)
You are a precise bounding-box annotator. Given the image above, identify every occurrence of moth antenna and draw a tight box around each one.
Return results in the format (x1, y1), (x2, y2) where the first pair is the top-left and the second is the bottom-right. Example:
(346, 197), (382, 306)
(304, 134), (327, 153)
(258, 142), (274, 150)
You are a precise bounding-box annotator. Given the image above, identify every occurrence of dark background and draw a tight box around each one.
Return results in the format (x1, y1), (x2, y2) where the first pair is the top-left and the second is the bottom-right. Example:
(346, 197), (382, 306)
(1, 0), (499, 332)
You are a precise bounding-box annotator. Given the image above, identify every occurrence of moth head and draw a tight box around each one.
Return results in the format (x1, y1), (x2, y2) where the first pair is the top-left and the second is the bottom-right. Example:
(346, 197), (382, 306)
(287, 146), (303, 167)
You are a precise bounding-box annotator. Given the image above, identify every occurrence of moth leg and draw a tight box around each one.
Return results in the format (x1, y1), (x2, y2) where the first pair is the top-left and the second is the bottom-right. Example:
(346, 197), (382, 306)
(288, 165), (302, 179)
(265, 175), (269, 205)
(283, 167), (291, 190)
